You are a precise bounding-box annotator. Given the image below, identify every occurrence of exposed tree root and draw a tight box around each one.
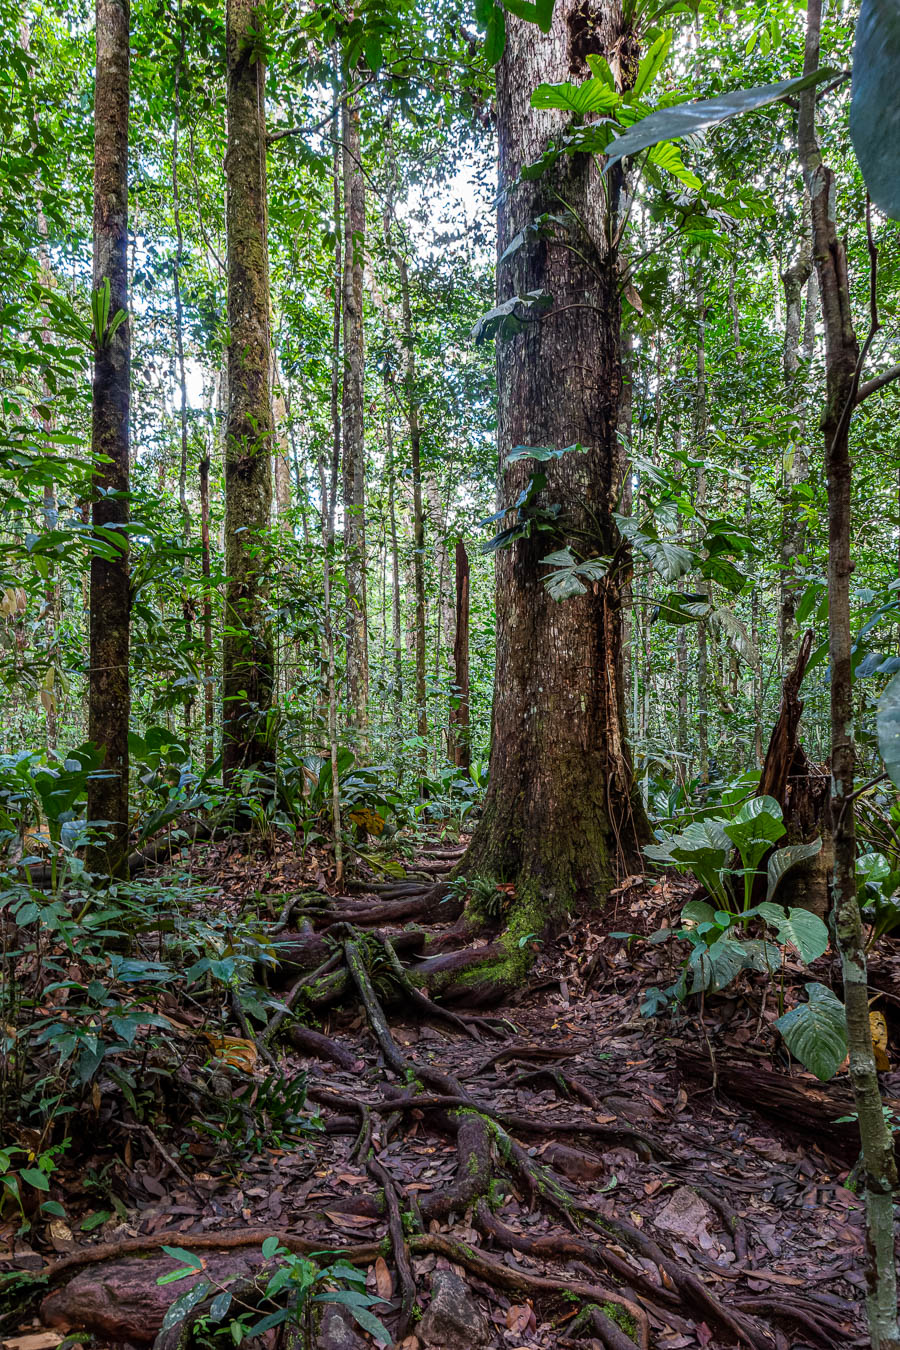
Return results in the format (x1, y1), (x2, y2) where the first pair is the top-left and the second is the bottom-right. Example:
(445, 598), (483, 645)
(25, 863), (847, 1350)
(405, 1232), (651, 1350)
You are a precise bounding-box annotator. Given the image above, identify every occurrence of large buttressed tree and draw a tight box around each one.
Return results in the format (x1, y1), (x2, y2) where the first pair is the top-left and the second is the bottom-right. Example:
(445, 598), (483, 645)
(87, 0), (131, 877)
(461, 0), (648, 927)
(222, 0), (275, 784)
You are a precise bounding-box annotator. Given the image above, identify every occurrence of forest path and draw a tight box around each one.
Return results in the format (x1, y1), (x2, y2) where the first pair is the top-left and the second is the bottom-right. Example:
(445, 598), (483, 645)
(11, 841), (869, 1350)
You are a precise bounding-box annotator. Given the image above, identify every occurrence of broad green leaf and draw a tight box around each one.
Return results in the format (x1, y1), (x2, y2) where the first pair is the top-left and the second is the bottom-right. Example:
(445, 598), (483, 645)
(723, 796), (785, 872)
(631, 32), (673, 100)
(877, 671), (900, 790)
(19, 1168), (50, 1191)
(766, 839), (824, 903)
(647, 140), (702, 190)
(531, 79), (621, 116)
(687, 936), (747, 994)
(605, 68), (836, 169)
(757, 902), (829, 964)
(849, 0), (900, 220)
(209, 1291), (233, 1323)
(775, 983), (847, 1081)
(680, 899), (717, 927)
(504, 0), (555, 34)
(159, 1281), (212, 1331)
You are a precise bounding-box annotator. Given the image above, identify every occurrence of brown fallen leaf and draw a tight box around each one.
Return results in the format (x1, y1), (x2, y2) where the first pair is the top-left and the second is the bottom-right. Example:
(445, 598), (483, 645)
(374, 1255), (393, 1300)
(505, 1303), (536, 1335)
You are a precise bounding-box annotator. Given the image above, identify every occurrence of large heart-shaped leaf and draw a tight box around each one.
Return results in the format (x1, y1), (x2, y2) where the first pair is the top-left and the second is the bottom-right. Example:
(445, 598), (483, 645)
(877, 670), (900, 790)
(687, 936), (749, 994)
(849, 0), (900, 220)
(757, 902), (829, 964)
(605, 69), (836, 169)
(774, 982), (847, 1081)
(765, 838), (823, 902)
(724, 795), (785, 872)
(531, 79), (621, 116)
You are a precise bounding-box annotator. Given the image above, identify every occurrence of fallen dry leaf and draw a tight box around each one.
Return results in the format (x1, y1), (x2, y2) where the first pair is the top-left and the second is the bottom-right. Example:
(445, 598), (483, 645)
(374, 1254), (393, 1300)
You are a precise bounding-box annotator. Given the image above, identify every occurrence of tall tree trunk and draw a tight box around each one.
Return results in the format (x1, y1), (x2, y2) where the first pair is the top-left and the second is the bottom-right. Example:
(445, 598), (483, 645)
(401, 261), (428, 780)
(694, 264), (710, 786)
(222, 0), (274, 784)
(449, 537), (470, 770)
(779, 218), (813, 674)
(798, 4), (899, 1344)
(272, 352), (292, 515)
(87, 0), (131, 877)
(385, 383), (403, 733)
(172, 3), (194, 746)
(341, 87), (369, 746)
(460, 0), (648, 929)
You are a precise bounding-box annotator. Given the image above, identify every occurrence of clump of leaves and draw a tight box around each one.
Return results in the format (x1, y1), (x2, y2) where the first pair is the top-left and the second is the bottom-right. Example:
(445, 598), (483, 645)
(158, 1240), (390, 1345)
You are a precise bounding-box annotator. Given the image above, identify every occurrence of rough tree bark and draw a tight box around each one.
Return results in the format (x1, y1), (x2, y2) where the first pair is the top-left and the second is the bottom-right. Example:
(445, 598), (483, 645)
(798, 3), (899, 1344)
(222, 0), (275, 785)
(779, 215), (813, 674)
(459, 0), (648, 941)
(341, 87), (369, 746)
(449, 538), (470, 770)
(87, 0), (131, 878)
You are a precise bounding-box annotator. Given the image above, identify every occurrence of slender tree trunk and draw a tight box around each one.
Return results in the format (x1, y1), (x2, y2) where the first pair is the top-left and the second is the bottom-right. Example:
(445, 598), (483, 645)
(87, 0), (131, 877)
(222, 0), (275, 784)
(619, 327), (634, 714)
(320, 88), (344, 878)
(172, 4), (194, 746)
(272, 353), (292, 515)
(385, 384), (403, 732)
(460, 0), (648, 928)
(341, 87), (369, 747)
(400, 260), (428, 779)
(694, 265), (710, 786)
(799, 4), (899, 1344)
(779, 218), (813, 674)
(199, 437), (214, 769)
(449, 537), (470, 770)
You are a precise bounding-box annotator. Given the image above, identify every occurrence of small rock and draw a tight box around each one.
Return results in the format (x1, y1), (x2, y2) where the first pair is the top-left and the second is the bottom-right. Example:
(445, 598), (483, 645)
(418, 1271), (491, 1349)
(315, 1305), (367, 1350)
(654, 1186), (715, 1249)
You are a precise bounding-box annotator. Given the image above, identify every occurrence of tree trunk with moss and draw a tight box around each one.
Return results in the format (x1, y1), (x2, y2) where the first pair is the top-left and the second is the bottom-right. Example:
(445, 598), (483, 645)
(460, 0), (648, 940)
(87, 0), (131, 878)
(222, 0), (275, 785)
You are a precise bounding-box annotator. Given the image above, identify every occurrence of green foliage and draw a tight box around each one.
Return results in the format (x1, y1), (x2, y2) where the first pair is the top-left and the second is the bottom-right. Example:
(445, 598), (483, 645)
(158, 1242), (390, 1345)
(849, 0), (900, 220)
(774, 982), (848, 1082)
(604, 69), (836, 170)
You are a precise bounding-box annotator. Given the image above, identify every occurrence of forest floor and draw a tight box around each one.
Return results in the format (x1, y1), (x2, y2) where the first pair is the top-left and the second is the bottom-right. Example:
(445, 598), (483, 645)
(2, 829), (894, 1350)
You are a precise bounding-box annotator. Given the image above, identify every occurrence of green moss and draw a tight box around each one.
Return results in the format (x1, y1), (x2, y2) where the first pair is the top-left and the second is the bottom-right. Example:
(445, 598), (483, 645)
(603, 1303), (638, 1340)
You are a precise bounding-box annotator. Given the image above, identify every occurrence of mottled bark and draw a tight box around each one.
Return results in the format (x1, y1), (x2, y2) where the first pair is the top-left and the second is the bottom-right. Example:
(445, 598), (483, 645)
(222, 0), (275, 784)
(272, 355), (292, 516)
(341, 91), (369, 743)
(87, 0), (131, 877)
(449, 538), (470, 770)
(461, 0), (648, 924)
(779, 220), (813, 674)
(799, 4), (899, 1344)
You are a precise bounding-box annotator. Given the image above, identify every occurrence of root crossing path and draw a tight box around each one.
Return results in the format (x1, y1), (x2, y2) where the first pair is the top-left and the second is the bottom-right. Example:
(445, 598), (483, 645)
(21, 843), (868, 1350)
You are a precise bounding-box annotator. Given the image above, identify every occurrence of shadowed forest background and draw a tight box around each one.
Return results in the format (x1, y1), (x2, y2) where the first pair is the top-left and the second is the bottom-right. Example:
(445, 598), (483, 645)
(3, 0), (900, 1346)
